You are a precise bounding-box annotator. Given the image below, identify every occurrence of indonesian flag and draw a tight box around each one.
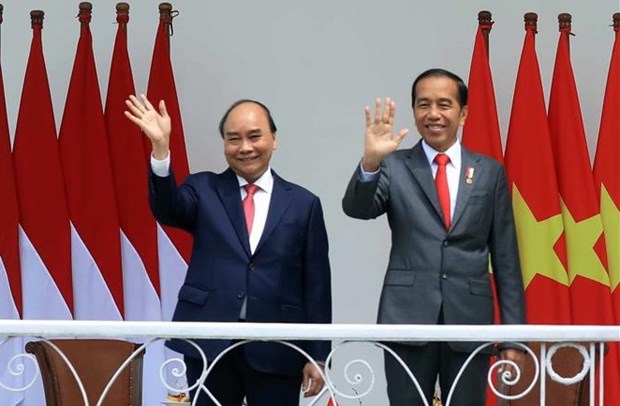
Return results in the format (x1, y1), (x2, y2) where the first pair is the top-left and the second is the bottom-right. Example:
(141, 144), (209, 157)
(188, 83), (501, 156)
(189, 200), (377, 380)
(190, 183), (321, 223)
(12, 13), (72, 405)
(104, 5), (166, 404)
(146, 5), (192, 323)
(0, 37), (24, 406)
(593, 15), (620, 367)
(12, 11), (73, 321)
(504, 17), (572, 325)
(58, 5), (123, 320)
(548, 18), (619, 405)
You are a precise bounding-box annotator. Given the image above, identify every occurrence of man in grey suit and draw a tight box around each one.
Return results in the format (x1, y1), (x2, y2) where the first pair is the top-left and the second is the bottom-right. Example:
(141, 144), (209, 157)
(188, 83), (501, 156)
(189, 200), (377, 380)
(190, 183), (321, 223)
(342, 68), (525, 405)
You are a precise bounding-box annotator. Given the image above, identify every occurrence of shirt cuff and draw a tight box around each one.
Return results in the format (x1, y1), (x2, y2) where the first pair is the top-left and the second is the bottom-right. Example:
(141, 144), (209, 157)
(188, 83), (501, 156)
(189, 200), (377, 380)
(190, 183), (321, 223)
(150, 151), (171, 177)
(358, 161), (379, 182)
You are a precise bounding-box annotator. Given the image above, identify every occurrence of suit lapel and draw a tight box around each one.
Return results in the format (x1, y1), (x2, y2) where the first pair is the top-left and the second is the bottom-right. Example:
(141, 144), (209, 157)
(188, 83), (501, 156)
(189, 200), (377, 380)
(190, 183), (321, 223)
(216, 169), (252, 256)
(451, 147), (481, 230)
(255, 171), (293, 255)
(404, 142), (445, 222)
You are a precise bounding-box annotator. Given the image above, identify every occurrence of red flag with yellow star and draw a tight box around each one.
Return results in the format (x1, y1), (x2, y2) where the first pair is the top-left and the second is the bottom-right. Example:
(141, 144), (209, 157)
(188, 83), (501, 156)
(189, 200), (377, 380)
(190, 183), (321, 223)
(505, 16), (572, 325)
(548, 15), (618, 404)
(593, 13), (620, 330)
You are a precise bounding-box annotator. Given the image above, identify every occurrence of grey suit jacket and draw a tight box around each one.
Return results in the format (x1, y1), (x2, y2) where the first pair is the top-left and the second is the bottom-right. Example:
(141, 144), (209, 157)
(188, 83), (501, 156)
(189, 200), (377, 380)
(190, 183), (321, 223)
(342, 141), (525, 352)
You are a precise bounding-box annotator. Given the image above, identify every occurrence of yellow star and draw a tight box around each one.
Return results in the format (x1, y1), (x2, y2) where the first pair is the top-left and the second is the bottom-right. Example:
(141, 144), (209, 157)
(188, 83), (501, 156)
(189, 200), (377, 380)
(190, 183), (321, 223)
(600, 185), (619, 292)
(512, 185), (568, 288)
(560, 199), (611, 286)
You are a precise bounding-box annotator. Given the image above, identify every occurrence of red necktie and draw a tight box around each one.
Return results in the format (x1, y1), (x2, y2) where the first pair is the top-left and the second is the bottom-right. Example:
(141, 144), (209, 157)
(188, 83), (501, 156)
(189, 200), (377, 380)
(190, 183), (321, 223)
(434, 154), (451, 230)
(243, 184), (259, 235)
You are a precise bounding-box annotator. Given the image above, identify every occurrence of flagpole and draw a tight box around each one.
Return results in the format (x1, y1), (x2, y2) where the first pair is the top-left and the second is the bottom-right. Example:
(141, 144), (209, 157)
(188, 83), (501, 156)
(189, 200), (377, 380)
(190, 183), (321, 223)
(524, 12), (538, 43)
(558, 13), (572, 53)
(159, 2), (174, 38)
(0, 4), (3, 60)
(477, 10), (492, 59)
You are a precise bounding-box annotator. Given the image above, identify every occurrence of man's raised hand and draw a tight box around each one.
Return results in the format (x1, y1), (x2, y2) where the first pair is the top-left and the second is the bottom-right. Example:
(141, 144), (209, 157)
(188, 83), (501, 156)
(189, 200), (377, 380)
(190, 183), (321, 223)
(362, 97), (409, 172)
(124, 94), (171, 159)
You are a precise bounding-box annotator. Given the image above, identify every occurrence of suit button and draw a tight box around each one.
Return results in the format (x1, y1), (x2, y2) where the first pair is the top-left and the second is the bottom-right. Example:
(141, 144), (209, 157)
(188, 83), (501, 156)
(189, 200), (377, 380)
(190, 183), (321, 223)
(237, 292), (245, 300)
(248, 263), (255, 271)
(442, 241), (449, 247)
(441, 273), (448, 279)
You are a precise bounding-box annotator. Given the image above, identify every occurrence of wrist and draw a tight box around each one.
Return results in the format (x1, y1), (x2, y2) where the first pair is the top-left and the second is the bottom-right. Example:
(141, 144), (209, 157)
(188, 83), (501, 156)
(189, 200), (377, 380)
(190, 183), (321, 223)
(361, 156), (381, 172)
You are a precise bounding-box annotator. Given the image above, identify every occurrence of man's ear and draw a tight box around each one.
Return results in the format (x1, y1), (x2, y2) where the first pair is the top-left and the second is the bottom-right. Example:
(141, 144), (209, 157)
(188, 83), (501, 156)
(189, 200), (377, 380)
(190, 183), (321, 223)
(459, 105), (468, 127)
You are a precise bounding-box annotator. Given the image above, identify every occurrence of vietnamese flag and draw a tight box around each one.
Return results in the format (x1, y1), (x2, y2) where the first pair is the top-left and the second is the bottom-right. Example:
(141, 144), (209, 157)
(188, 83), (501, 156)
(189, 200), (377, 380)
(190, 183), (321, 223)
(593, 13), (620, 330)
(505, 13), (572, 325)
(593, 12), (620, 374)
(548, 13), (618, 405)
(462, 11), (503, 163)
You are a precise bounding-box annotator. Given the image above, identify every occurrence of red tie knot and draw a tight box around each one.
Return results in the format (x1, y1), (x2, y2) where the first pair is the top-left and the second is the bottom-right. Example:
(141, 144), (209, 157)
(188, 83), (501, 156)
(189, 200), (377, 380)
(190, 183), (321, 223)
(244, 183), (259, 197)
(434, 153), (450, 166)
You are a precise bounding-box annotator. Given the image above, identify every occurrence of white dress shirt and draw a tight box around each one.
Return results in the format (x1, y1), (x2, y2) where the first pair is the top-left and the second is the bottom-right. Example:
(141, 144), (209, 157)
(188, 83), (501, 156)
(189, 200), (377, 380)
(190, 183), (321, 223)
(150, 152), (272, 253)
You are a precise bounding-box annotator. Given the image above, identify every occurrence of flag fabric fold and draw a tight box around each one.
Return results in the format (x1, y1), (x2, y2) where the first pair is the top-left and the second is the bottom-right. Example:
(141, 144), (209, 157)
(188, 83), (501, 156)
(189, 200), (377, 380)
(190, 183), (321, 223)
(548, 19), (619, 405)
(58, 6), (123, 320)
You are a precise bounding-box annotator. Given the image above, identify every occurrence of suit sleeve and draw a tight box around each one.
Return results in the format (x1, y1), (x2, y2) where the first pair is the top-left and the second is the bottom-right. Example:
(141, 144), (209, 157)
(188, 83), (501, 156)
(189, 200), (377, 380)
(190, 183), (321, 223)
(489, 165), (526, 325)
(149, 168), (198, 232)
(342, 161), (390, 220)
(303, 197), (332, 361)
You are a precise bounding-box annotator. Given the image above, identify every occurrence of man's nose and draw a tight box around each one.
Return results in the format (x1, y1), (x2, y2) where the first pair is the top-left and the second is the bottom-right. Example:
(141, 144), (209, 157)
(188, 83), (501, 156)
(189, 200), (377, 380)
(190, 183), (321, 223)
(427, 106), (441, 119)
(240, 138), (253, 151)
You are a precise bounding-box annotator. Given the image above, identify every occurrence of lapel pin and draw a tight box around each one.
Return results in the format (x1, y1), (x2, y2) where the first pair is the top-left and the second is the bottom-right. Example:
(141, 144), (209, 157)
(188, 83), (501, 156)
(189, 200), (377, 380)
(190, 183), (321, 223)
(465, 166), (474, 185)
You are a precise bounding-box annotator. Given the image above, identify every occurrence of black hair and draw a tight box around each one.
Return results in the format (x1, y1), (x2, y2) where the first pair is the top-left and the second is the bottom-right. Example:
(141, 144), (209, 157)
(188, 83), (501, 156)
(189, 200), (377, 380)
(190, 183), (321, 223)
(218, 99), (277, 138)
(411, 68), (468, 108)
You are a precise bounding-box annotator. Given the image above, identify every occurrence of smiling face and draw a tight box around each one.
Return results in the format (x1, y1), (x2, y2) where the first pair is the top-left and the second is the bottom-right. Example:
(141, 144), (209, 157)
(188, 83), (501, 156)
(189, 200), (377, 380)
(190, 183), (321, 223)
(412, 75), (468, 152)
(223, 102), (277, 183)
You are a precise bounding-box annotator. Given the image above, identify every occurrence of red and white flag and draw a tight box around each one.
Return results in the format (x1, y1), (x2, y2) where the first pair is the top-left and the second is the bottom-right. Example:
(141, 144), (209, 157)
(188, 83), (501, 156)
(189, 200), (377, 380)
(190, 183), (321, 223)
(58, 4), (123, 320)
(12, 12), (72, 405)
(104, 4), (166, 404)
(12, 11), (73, 321)
(0, 26), (25, 406)
(146, 4), (192, 323)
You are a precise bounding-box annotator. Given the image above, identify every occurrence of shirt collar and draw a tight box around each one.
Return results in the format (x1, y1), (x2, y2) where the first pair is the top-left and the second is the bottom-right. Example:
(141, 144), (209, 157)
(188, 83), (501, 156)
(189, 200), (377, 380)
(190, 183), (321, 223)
(237, 167), (274, 194)
(421, 139), (461, 168)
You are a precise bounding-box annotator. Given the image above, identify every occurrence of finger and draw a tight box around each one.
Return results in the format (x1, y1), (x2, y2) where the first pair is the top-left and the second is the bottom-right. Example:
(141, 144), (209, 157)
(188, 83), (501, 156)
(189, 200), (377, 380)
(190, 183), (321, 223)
(128, 94), (146, 113)
(123, 110), (142, 126)
(141, 94), (155, 111)
(364, 106), (372, 128)
(159, 100), (169, 118)
(125, 97), (144, 117)
(396, 128), (409, 142)
(373, 98), (382, 124)
(387, 99), (396, 126)
(382, 97), (392, 124)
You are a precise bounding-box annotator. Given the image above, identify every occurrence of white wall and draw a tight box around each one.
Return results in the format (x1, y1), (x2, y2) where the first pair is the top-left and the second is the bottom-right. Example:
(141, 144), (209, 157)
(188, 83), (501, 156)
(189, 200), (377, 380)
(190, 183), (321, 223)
(2, 0), (617, 403)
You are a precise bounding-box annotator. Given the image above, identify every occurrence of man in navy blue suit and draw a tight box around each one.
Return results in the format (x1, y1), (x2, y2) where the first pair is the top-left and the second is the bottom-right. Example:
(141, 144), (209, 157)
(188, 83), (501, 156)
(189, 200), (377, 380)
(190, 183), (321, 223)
(125, 95), (332, 406)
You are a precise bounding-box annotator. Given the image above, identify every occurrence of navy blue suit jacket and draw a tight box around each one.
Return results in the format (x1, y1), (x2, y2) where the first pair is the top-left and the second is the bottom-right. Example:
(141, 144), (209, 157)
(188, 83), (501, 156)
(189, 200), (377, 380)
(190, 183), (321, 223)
(150, 167), (332, 376)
